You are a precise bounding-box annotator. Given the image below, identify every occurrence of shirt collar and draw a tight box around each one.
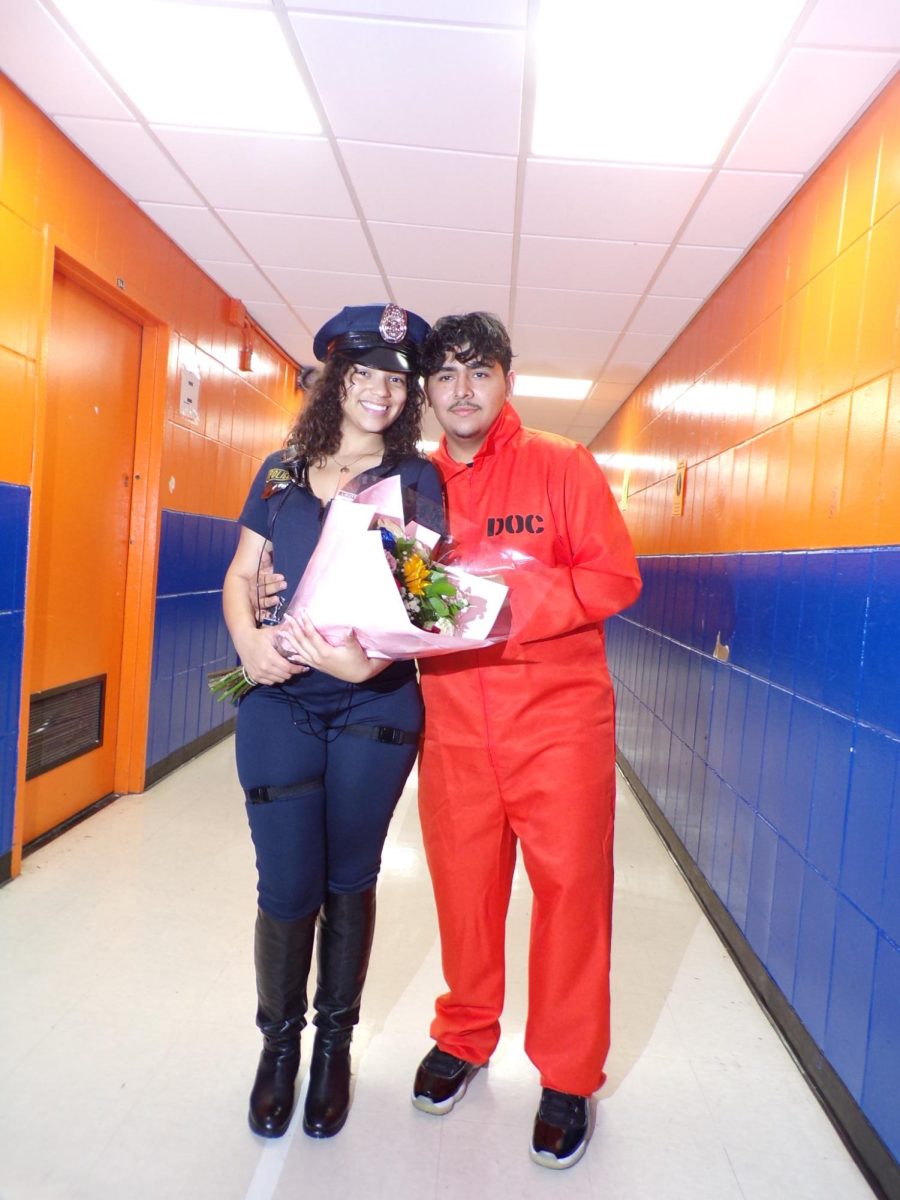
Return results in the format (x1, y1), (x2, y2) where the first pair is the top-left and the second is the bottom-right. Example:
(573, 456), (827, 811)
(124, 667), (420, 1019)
(432, 403), (522, 476)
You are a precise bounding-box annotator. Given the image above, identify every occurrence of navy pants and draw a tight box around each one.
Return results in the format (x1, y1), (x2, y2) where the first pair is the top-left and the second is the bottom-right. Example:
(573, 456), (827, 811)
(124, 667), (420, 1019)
(236, 679), (422, 921)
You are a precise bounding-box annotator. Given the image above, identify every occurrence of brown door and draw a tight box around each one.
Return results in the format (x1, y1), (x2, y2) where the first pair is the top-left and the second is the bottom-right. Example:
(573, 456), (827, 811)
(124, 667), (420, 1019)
(23, 272), (142, 844)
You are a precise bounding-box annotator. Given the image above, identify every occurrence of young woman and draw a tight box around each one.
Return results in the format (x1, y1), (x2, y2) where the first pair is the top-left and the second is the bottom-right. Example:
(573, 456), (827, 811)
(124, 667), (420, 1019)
(223, 304), (442, 1141)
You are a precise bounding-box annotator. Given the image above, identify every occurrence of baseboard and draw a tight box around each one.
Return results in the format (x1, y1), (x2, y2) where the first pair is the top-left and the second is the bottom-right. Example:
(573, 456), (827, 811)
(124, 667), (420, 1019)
(23, 791), (119, 857)
(13, 720), (236, 869)
(616, 750), (899, 1200)
(0, 850), (11, 886)
(144, 717), (236, 789)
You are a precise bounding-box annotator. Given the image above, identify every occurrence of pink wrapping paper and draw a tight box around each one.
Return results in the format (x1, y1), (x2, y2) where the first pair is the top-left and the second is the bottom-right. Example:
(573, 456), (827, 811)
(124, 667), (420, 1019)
(278, 476), (509, 661)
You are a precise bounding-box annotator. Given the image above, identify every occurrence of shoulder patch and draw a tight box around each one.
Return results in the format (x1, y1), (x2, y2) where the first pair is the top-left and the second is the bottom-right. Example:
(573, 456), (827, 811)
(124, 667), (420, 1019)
(261, 466), (292, 499)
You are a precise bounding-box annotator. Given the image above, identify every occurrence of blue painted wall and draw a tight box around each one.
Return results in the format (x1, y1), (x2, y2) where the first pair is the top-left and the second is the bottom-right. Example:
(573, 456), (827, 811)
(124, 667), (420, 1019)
(146, 509), (239, 772)
(608, 547), (900, 1161)
(0, 483), (29, 871)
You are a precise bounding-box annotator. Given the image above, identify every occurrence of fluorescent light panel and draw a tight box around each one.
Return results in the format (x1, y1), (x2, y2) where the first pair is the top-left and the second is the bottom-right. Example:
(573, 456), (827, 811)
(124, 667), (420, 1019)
(532, 0), (806, 166)
(53, 0), (320, 135)
(514, 374), (592, 400)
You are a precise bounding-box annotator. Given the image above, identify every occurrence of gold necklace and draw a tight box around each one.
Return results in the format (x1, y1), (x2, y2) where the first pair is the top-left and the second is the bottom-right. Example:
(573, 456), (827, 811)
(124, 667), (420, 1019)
(331, 449), (381, 475)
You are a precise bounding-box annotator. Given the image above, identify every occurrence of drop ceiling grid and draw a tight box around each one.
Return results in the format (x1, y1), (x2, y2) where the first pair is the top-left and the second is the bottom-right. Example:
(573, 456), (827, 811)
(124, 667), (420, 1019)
(0, 0), (897, 442)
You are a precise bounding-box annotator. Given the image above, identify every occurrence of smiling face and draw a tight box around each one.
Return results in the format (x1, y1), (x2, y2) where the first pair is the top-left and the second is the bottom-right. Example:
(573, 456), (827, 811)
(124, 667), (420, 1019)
(425, 353), (514, 462)
(340, 363), (408, 439)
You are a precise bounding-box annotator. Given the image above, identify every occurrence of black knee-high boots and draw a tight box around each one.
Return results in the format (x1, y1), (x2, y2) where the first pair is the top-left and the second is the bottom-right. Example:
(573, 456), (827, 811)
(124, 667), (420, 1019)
(302, 887), (377, 1138)
(248, 907), (318, 1138)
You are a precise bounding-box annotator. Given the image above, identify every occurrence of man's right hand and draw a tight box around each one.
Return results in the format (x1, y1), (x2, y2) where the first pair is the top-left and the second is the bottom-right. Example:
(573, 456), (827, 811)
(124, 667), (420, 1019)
(234, 625), (307, 685)
(252, 546), (287, 623)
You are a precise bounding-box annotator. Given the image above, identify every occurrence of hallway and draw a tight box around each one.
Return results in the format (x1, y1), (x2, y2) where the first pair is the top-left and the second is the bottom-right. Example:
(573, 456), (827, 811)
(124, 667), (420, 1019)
(0, 741), (874, 1200)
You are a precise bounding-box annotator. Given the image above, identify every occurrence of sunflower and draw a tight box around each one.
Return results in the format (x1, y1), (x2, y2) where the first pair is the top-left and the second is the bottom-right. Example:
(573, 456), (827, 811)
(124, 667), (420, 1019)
(402, 554), (429, 596)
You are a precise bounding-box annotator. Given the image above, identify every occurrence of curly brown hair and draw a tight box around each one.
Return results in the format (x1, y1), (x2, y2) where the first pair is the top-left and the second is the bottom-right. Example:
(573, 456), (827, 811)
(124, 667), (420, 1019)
(283, 351), (426, 465)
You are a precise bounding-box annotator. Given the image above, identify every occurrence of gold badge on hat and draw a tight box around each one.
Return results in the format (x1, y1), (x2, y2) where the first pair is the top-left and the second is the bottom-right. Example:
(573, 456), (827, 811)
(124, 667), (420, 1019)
(379, 303), (408, 344)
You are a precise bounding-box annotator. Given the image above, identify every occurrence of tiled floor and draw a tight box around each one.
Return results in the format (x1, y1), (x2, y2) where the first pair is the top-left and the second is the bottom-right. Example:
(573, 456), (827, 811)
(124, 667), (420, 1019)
(0, 740), (876, 1200)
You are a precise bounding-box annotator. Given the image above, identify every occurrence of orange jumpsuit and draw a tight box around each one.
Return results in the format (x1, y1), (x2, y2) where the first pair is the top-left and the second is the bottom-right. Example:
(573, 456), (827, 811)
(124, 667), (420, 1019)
(419, 403), (641, 1096)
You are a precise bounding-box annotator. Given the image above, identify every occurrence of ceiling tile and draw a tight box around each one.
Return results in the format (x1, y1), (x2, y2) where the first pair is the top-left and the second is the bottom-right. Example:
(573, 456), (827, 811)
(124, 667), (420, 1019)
(650, 245), (743, 297)
(727, 47), (899, 172)
(139, 203), (250, 261)
(511, 325), (619, 377)
(155, 130), (355, 217)
(599, 360), (654, 386)
(285, 0), (527, 24)
(244, 301), (311, 363)
(56, 5), (318, 136)
(797, 0), (900, 49)
(198, 261), (283, 305)
(369, 223), (512, 284)
(339, 142), (517, 233)
(263, 267), (384, 309)
(627, 294), (705, 335)
(583, 382), (634, 410)
(569, 425), (610, 447)
(681, 169), (803, 247)
(514, 287), (638, 330)
(386, 278), (510, 325)
(522, 161), (709, 241)
(1, 0), (132, 120)
(289, 14), (525, 154)
(218, 211), (381, 273)
(53, 117), (200, 205)
(517, 237), (668, 293)
(613, 331), (672, 364)
(512, 397), (581, 430)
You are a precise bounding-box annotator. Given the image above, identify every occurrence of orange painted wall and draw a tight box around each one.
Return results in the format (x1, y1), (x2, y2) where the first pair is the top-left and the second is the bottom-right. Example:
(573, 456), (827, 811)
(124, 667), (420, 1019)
(592, 72), (900, 555)
(0, 73), (298, 515)
(0, 74), (300, 870)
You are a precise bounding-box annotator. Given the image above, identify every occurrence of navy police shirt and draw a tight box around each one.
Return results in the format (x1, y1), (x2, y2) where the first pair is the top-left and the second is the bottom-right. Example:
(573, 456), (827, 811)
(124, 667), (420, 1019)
(239, 449), (445, 703)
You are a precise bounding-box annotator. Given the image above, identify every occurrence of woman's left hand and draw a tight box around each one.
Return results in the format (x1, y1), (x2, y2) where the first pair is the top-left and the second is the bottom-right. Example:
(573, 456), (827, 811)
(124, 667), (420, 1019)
(280, 611), (390, 683)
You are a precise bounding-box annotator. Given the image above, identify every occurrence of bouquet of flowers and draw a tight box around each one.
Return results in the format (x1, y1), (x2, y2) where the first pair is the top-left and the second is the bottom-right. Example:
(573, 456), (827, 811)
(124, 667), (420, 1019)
(376, 517), (470, 635)
(277, 474), (508, 660)
(210, 475), (508, 701)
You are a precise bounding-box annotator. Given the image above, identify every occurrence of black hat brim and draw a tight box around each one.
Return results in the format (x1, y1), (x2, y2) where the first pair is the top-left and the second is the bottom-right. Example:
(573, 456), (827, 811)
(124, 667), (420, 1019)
(346, 344), (415, 373)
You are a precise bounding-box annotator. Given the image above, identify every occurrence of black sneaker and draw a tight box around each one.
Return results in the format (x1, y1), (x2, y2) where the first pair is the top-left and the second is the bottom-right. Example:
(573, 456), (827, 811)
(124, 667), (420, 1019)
(411, 1046), (484, 1115)
(530, 1088), (590, 1169)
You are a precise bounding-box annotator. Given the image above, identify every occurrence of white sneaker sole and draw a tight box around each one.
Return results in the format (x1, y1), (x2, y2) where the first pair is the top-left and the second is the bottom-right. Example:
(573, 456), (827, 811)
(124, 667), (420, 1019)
(529, 1134), (589, 1170)
(411, 1067), (479, 1115)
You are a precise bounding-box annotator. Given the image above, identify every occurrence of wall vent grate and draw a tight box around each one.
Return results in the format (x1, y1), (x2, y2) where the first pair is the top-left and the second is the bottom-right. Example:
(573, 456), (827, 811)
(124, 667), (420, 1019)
(26, 675), (106, 780)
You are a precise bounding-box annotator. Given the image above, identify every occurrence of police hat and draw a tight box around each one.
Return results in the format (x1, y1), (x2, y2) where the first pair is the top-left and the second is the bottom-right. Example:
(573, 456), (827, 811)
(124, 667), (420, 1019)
(312, 304), (430, 373)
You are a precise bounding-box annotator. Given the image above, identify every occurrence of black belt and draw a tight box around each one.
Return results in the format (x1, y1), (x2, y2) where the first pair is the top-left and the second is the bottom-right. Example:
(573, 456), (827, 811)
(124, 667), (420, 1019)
(343, 723), (419, 746)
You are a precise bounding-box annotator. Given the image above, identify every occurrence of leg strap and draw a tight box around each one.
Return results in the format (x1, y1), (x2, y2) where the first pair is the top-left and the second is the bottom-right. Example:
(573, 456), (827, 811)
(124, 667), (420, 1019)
(341, 724), (419, 746)
(247, 779), (323, 804)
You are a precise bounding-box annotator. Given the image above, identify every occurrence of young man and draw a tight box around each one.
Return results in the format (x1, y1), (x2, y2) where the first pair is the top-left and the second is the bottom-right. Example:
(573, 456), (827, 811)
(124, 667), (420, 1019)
(411, 313), (641, 1169)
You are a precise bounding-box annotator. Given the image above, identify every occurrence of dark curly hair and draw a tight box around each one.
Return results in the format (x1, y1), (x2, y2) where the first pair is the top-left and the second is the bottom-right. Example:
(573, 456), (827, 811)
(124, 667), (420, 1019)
(283, 351), (426, 465)
(421, 312), (514, 378)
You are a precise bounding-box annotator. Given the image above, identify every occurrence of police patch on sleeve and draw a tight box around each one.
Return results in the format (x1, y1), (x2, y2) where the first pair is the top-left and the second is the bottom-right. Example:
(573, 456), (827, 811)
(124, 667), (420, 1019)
(261, 467), (292, 499)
